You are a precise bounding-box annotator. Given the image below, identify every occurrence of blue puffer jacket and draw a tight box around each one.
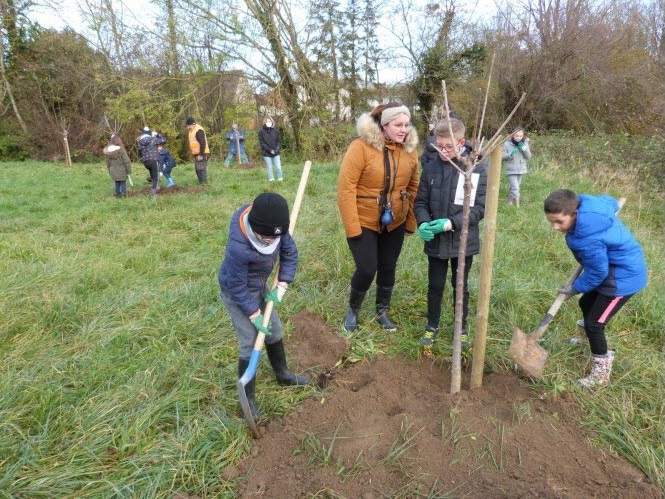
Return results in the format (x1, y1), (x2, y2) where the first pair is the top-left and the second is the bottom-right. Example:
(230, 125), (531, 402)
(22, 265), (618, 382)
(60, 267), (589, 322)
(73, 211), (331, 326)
(218, 204), (298, 317)
(567, 194), (647, 296)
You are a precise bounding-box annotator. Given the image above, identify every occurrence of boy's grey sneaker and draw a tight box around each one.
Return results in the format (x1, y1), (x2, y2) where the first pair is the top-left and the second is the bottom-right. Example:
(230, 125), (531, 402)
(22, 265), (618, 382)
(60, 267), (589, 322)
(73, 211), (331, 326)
(576, 319), (585, 328)
(420, 326), (438, 347)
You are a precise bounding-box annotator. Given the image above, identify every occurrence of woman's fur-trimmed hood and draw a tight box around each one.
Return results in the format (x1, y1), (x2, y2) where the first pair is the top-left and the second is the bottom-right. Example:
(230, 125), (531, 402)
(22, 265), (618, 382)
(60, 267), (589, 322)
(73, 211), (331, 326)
(356, 112), (419, 154)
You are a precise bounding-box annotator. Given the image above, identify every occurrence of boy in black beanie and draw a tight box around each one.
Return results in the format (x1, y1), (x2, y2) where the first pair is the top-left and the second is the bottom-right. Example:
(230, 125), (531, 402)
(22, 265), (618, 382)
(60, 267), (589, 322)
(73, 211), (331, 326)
(218, 192), (310, 420)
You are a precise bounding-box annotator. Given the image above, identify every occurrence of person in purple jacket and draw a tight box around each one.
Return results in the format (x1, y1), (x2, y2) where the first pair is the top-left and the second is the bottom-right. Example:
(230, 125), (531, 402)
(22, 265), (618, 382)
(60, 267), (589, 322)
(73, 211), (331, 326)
(544, 189), (648, 387)
(218, 192), (310, 419)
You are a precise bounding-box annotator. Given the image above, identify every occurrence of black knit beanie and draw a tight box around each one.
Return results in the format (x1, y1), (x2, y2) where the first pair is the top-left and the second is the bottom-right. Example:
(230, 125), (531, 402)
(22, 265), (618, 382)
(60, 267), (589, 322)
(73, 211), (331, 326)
(248, 193), (290, 236)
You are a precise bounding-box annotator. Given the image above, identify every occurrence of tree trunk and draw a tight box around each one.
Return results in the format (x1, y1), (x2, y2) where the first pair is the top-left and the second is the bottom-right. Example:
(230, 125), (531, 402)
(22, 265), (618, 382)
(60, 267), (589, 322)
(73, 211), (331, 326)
(0, 31), (27, 133)
(165, 0), (180, 75)
(450, 164), (472, 395)
(244, 0), (303, 151)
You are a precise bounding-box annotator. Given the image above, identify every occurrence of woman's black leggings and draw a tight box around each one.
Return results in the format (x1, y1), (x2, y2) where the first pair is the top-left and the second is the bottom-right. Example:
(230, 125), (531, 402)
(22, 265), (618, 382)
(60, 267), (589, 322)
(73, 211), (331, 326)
(346, 225), (406, 292)
(143, 160), (159, 190)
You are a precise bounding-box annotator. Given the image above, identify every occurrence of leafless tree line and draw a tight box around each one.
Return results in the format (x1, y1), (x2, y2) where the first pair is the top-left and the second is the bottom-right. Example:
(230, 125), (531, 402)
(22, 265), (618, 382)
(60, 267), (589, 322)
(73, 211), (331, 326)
(0, 0), (662, 161)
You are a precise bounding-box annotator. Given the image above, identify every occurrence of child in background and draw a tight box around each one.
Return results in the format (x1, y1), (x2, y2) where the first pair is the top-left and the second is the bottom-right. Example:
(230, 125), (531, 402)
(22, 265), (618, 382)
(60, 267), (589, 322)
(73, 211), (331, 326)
(544, 189), (647, 387)
(103, 134), (132, 198)
(502, 126), (531, 207)
(414, 118), (487, 349)
(218, 192), (310, 419)
(158, 143), (177, 187)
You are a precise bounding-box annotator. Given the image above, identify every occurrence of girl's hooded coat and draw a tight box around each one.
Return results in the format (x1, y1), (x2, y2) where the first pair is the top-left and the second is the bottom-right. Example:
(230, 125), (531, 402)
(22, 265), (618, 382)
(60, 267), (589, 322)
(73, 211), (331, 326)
(103, 144), (132, 181)
(337, 113), (420, 238)
(501, 138), (532, 175)
(566, 194), (647, 296)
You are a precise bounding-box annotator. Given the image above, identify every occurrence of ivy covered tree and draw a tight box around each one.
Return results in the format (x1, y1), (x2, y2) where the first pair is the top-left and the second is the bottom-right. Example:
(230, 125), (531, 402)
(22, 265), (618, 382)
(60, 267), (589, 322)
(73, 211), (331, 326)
(309, 0), (343, 120)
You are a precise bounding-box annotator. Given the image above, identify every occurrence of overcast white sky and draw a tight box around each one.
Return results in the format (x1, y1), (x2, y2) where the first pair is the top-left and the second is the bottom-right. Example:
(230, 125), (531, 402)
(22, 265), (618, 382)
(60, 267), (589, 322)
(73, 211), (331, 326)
(28, 0), (499, 84)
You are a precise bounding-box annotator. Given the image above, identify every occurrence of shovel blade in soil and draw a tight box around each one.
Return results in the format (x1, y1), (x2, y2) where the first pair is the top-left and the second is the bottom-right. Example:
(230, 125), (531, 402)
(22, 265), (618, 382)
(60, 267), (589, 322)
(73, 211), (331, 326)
(237, 380), (260, 439)
(509, 327), (548, 379)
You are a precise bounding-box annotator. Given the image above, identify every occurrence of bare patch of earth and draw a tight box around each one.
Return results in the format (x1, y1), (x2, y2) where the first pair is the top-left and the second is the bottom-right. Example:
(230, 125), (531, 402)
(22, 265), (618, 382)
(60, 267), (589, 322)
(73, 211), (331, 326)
(223, 311), (659, 498)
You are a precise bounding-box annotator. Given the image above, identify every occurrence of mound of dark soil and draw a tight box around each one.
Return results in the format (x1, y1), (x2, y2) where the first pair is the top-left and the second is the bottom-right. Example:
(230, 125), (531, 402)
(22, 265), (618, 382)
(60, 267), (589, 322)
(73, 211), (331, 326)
(228, 312), (659, 498)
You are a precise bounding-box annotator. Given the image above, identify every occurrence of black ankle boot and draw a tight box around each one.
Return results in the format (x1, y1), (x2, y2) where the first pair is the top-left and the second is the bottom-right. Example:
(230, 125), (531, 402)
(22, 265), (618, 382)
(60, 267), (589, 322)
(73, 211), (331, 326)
(375, 286), (397, 331)
(238, 359), (261, 419)
(344, 288), (366, 332)
(266, 340), (310, 386)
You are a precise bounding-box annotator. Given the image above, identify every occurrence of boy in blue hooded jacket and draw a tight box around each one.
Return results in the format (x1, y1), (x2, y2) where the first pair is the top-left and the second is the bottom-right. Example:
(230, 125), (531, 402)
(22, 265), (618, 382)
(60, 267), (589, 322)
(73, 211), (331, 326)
(544, 189), (647, 387)
(218, 192), (310, 419)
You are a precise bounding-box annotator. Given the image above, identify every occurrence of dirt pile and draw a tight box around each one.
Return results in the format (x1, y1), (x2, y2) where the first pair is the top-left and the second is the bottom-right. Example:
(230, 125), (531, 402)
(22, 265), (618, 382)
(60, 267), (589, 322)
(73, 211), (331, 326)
(229, 312), (659, 498)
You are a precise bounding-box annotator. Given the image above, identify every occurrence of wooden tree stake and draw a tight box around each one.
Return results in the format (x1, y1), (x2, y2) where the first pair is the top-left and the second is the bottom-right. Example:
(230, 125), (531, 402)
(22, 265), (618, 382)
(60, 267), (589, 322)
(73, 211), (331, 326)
(470, 145), (502, 389)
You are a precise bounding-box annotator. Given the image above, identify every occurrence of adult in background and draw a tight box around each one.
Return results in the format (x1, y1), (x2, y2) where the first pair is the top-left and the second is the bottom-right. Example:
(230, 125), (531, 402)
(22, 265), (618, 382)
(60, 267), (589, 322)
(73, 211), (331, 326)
(103, 134), (132, 198)
(185, 117), (210, 185)
(337, 102), (420, 332)
(137, 126), (161, 196)
(224, 122), (249, 167)
(258, 116), (283, 182)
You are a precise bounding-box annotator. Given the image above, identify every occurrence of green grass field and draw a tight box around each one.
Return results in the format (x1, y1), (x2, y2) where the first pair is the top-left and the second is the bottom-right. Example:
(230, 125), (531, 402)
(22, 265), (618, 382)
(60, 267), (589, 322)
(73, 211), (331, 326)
(1, 133), (663, 496)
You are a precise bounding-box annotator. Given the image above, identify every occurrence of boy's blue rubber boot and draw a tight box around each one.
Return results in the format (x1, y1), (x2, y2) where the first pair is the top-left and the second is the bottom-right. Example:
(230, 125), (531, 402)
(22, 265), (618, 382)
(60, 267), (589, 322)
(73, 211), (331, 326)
(167, 177), (175, 187)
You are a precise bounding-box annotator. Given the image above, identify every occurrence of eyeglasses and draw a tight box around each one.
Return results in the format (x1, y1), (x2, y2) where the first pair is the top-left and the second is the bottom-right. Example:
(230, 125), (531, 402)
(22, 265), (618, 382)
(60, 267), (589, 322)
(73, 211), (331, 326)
(435, 144), (457, 152)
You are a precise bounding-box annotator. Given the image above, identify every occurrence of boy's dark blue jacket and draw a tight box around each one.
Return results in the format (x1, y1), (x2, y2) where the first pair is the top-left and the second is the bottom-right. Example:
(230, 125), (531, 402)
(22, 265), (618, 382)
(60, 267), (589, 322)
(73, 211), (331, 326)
(567, 194), (647, 296)
(414, 153), (487, 259)
(218, 203), (298, 317)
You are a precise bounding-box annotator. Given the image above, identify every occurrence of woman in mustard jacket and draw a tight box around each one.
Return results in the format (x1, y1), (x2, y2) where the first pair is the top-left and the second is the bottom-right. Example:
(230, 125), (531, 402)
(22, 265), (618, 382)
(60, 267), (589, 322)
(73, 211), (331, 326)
(337, 102), (420, 332)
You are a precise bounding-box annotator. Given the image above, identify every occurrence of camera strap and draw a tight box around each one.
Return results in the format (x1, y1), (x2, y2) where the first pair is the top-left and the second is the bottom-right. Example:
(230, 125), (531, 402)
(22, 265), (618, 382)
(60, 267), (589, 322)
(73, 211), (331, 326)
(381, 147), (396, 209)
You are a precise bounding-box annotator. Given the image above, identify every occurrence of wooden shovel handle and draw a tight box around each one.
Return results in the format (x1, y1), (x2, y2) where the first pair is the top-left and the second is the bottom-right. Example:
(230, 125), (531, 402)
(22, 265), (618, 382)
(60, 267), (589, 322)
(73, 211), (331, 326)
(253, 161), (312, 352)
(532, 196), (626, 340)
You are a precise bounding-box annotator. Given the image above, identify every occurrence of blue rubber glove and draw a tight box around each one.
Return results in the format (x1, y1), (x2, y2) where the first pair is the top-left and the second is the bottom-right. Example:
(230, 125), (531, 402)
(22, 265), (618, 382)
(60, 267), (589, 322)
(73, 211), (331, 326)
(265, 283), (288, 307)
(428, 218), (452, 234)
(418, 222), (434, 242)
(251, 313), (272, 336)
